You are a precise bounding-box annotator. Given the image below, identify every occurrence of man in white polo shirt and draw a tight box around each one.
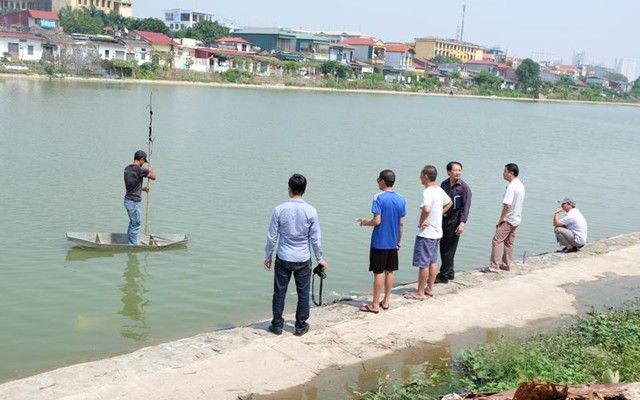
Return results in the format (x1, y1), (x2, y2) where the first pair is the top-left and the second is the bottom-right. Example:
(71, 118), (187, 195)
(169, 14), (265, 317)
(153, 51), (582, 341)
(553, 197), (588, 253)
(484, 163), (525, 273)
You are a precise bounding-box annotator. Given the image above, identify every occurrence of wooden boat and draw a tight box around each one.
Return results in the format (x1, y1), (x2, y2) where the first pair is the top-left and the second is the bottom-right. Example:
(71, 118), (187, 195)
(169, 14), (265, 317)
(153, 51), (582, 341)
(66, 232), (188, 250)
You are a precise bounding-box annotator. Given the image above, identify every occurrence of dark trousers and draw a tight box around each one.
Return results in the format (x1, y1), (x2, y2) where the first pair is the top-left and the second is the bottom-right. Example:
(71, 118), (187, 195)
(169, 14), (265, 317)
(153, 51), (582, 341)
(272, 257), (311, 330)
(439, 210), (461, 279)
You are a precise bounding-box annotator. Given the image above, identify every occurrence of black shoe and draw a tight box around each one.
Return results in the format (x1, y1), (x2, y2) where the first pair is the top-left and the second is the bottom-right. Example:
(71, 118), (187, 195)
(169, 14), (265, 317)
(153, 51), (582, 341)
(566, 247), (578, 253)
(268, 325), (283, 335)
(294, 325), (309, 336)
(434, 276), (449, 284)
(556, 247), (568, 253)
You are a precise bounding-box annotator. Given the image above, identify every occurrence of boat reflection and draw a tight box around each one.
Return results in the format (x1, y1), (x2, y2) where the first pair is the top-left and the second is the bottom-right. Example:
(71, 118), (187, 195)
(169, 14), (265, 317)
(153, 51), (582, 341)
(65, 248), (116, 262)
(118, 253), (150, 342)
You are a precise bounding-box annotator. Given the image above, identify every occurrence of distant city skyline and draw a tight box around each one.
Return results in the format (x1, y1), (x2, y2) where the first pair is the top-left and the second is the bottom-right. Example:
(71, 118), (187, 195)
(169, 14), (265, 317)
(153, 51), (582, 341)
(134, 0), (639, 80)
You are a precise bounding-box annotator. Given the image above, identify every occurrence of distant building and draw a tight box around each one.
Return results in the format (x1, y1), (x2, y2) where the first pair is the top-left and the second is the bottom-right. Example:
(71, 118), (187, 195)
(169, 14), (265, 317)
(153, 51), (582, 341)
(0, 30), (44, 61)
(163, 9), (215, 32)
(0, 9), (59, 29)
(414, 37), (483, 62)
(615, 57), (637, 81)
(12, 0), (133, 18)
(531, 51), (557, 67)
(341, 37), (385, 68)
(572, 50), (591, 66)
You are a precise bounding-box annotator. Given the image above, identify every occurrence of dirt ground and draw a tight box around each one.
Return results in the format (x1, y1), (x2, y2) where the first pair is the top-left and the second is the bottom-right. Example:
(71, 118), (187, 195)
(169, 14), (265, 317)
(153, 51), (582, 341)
(1, 232), (639, 400)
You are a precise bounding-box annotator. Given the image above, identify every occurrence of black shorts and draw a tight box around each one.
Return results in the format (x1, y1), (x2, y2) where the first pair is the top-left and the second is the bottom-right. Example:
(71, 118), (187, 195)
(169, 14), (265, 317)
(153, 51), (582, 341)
(369, 248), (399, 274)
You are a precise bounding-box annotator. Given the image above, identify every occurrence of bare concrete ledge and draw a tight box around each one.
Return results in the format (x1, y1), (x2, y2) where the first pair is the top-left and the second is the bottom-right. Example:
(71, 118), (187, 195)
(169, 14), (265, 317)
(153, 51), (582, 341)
(2, 232), (640, 400)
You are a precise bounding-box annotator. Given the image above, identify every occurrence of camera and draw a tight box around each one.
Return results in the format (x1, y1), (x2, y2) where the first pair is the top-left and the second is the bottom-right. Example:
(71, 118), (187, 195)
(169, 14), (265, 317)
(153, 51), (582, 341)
(313, 264), (327, 279)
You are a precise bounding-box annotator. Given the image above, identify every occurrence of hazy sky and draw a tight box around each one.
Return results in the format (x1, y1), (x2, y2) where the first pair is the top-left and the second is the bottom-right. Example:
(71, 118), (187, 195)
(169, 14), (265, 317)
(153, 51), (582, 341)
(134, 0), (638, 74)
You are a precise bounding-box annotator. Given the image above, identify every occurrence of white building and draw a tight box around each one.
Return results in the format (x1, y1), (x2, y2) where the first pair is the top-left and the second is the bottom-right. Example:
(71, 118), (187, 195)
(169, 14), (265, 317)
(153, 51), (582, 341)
(572, 50), (591, 66)
(615, 57), (637, 81)
(163, 9), (215, 31)
(0, 31), (44, 62)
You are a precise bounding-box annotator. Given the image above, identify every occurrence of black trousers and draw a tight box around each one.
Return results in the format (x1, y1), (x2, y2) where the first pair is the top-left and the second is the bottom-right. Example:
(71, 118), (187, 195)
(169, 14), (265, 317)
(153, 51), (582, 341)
(439, 210), (461, 279)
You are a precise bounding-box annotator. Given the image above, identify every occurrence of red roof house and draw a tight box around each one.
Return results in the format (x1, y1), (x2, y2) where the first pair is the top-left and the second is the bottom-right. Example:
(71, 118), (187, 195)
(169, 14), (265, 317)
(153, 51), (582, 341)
(0, 10), (59, 29)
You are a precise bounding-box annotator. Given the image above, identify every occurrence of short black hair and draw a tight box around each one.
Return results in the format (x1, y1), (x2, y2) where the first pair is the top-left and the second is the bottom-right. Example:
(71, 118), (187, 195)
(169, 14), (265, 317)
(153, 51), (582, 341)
(288, 173), (307, 195)
(446, 161), (462, 171)
(505, 163), (519, 177)
(134, 150), (147, 162)
(378, 169), (396, 187)
(421, 165), (437, 182)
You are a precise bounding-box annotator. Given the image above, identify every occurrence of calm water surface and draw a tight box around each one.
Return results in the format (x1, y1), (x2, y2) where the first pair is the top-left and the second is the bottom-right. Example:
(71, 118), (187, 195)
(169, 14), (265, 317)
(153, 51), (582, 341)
(0, 78), (639, 382)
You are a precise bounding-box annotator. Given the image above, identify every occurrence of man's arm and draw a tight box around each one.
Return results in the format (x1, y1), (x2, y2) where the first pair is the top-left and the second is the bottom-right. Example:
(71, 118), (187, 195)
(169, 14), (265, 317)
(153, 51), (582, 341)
(498, 203), (510, 225)
(397, 216), (405, 250)
(147, 164), (156, 180)
(357, 213), (381, 227)
(443, 200), (453, 214)
(553, 207), (564, 227)
(309, 213), (324, 265)
(419, 205), (431, 229)
(264, 211), (279, 271)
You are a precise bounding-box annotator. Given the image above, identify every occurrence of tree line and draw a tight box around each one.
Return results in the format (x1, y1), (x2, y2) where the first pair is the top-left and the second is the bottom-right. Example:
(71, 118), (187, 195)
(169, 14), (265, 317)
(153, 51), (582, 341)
(0, 6), (230, 45)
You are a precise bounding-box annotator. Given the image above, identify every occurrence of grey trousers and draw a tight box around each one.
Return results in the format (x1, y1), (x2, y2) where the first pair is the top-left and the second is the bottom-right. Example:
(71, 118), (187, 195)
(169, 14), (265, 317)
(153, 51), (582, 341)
(554, 226), (581, 248)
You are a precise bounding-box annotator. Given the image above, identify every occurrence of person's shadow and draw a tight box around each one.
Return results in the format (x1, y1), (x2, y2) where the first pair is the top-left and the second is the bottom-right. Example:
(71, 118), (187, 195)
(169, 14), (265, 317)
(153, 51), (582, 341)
(118, 253), (150, 341)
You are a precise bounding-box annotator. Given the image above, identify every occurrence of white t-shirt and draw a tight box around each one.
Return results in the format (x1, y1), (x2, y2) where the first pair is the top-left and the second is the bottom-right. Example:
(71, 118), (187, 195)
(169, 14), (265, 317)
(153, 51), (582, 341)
(502, 178), (525, 227)
(560, 208), (588, 245)
(417, 186), (452, 239)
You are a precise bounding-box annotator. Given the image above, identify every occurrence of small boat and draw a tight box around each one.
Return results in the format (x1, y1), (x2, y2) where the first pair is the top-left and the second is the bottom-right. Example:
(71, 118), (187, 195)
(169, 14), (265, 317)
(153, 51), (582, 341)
(66, 232), (188, 250)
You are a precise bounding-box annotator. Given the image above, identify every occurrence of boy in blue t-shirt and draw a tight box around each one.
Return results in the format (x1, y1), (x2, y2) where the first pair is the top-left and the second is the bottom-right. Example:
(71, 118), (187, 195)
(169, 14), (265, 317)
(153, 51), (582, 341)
(356, 169), (406, 313)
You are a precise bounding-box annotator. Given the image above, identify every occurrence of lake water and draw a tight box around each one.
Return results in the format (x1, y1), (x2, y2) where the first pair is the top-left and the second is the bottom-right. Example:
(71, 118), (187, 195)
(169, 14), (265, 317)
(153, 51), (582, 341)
(0, 78), (639, 383)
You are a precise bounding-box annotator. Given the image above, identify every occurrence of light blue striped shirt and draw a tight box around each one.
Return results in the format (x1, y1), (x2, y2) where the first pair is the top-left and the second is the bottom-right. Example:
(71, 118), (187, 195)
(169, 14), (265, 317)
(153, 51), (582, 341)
(265, 198), (323, 263)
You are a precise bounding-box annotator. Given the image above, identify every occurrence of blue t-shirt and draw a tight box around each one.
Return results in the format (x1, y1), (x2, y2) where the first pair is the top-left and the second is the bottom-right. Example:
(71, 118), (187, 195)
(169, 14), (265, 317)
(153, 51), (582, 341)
(370, 191), (406, 250)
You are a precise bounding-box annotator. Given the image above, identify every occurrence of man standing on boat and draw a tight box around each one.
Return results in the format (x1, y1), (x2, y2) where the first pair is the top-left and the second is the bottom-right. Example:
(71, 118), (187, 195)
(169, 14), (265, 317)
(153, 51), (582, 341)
(124, 150), (156, 245)
(437, 161), (472, 284)
(264, 173), (327, 336)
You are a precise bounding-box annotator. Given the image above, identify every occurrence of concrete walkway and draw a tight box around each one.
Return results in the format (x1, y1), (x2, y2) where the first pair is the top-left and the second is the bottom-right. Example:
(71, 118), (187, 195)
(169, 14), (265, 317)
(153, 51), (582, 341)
(1, 233), (639, 400)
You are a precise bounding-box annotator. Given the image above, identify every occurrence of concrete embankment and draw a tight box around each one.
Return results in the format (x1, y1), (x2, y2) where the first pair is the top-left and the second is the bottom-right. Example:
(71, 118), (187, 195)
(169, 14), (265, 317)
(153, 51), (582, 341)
(1, 233), (639, 400)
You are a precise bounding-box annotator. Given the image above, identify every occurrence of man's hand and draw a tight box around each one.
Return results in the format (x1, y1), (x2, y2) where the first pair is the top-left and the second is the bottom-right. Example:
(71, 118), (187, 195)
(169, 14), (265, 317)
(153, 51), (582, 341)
(356, 217), (367, 227)
(263, 259), (272, 271)
(142, 186), (150, 193)
(455, 223), (465, 235)
(318, 259), (328, 270)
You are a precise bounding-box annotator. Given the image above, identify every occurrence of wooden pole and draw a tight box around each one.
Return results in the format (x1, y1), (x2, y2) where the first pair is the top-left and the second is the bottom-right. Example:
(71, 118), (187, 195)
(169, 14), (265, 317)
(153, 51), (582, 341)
(144, 92), (153, 235)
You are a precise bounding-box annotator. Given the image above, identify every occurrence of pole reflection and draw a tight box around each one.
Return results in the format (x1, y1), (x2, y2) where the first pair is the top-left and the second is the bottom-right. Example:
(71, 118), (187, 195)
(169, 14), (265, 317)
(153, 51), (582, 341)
(118, 253), (150, 341)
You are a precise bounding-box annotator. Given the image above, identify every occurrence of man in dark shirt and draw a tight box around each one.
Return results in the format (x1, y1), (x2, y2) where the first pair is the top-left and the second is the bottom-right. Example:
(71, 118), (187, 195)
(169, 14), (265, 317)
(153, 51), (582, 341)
(437, 161), (472, 283)
(124, 150), (156, 245)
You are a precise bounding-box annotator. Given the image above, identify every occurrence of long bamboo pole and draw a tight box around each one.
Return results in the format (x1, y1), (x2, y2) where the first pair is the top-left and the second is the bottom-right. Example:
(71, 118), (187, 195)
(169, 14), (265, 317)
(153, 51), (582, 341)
(144, 92), (153, 235)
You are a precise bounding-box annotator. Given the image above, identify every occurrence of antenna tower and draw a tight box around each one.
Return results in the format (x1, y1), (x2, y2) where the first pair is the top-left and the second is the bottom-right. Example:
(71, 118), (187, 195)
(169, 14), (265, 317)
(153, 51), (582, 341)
(460, 4), (466, 41)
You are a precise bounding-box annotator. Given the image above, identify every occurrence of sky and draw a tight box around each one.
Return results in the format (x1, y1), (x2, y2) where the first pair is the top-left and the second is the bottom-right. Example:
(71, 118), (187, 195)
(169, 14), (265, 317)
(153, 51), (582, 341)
(134, 0), (639, 78)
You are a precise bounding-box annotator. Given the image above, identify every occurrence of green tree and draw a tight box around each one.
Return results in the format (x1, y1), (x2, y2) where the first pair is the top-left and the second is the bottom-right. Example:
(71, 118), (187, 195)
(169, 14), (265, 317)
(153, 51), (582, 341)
(605, 72), (628, 82)
(105, 9), (126, 31)
(630, 78), (640, 97)
(516, 58), (541, 92)
(127, 18), (170, 35)
(557, 75), (576, 87)
(429, 55), (463, 65)
(474, 70), (502, 89)
(321, 60), (352, 79)
(187, 20), (230, 45)
(59, 7), (104, 34)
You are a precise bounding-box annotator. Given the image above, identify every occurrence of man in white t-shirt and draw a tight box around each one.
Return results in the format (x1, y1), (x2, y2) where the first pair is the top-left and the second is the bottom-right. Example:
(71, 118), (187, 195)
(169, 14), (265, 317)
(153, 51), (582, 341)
(553, 197), (588, 253)
(405, 165), (452, 299)
(484, 163), (525, 273)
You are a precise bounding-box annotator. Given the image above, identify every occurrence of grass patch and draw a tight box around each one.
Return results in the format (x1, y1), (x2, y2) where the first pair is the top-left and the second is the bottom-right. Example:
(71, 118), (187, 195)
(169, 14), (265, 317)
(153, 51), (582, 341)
(358, 299), (640, 399)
